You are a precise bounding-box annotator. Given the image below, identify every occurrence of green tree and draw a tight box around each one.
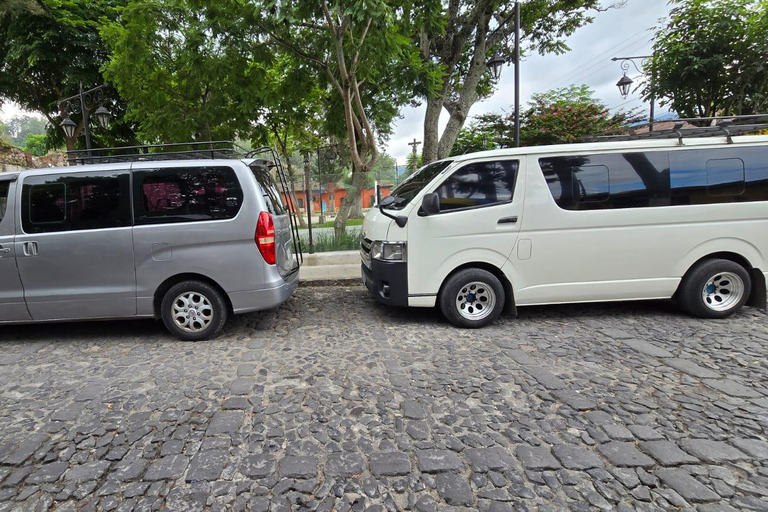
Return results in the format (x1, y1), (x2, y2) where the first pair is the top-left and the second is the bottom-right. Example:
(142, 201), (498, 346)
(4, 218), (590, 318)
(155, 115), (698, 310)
(253, 0), (419, 237)
(23, 133), (47, 155)
(102, 0), (261, 143)
(519, 85), (633, 146)
(648, 0), (768, 119)
(2, 115), (47, 147)
(413, 0), (627, 163)
(0, 0), (136, 150)
(451, 113), (514, 156)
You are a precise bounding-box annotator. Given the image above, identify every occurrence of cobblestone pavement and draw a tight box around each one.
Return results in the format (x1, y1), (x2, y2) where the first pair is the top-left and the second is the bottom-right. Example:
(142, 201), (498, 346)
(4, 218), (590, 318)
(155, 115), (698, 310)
(1, 285), (768, 512)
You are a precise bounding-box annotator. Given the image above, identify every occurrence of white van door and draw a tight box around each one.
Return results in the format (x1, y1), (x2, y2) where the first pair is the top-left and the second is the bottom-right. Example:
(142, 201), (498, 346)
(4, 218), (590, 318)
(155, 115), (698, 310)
(0, 176), (31, 322)
(14, 170), (137, 320)
(407, 157), (525, 298)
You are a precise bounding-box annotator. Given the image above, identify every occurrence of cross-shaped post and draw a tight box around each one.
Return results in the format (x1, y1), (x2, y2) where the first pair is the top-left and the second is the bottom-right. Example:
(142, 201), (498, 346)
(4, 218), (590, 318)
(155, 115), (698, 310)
(407, 138), (422, 170)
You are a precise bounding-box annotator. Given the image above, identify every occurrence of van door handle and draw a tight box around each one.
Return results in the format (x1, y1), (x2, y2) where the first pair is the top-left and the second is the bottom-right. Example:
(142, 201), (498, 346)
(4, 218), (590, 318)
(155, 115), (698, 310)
(22, 242), (39, 257)
(498, 216), (518, 224)
(0, 247), (10, 255)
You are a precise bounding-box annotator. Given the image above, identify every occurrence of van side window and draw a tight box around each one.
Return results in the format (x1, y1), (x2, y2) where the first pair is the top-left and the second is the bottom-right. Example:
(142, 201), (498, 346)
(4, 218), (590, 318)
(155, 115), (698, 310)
(670, 147), (768, 205)
(436, 160), (518, 212)
(21, 171), (131, 233)
(0, 181), (10, 222)
(542, 152), (671, 210)
(133, 166), (243, 225)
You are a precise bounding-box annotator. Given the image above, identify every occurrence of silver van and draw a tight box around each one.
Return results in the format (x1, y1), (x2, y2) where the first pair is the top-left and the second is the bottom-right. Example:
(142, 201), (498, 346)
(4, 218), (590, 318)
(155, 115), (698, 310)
(0, 146), (301, 340)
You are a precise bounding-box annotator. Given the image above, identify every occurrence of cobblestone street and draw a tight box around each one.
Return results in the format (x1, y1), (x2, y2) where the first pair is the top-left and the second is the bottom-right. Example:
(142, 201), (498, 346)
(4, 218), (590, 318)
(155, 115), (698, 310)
(1, 284), (768, 512)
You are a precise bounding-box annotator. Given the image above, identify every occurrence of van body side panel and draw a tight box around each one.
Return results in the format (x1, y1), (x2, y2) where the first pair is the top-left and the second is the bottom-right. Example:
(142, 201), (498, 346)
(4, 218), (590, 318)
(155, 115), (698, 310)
(0, 178), (32, 322)
(512, 146), (768, 306)
(131, 161), (286, 316)
(15, 228), (137, 319)
(406, 157), (526, 298)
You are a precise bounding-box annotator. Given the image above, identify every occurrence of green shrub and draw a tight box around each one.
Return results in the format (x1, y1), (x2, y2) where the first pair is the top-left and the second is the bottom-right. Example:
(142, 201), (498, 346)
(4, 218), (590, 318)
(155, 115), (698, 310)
(302, 229), (362, 252)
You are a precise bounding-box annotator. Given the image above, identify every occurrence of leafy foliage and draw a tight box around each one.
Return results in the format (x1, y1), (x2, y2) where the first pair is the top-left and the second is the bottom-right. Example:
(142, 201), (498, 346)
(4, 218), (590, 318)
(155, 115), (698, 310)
(1, 115), (47, 146)
(451, 113), (514, 156)
(23, 133), (47, 155)
(102, 0), (264, 142)
(0, 0), (136, 149)
(520, 86), (633, 146)
(648, 0), (768, 118)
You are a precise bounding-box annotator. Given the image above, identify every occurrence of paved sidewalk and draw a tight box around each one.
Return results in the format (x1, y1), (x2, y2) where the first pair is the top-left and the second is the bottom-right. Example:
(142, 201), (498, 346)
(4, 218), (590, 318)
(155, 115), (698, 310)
(1, 286), (767, 511)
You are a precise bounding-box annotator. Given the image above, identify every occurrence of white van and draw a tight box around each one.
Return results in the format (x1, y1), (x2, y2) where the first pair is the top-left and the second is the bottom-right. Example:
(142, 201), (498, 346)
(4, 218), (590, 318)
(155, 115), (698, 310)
(361, 134), (768, 327)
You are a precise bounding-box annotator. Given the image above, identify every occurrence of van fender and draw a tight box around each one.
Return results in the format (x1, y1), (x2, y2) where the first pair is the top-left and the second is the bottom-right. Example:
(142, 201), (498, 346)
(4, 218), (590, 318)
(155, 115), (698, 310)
(674, 238), (763, 277)
(675, 238), (766, 308)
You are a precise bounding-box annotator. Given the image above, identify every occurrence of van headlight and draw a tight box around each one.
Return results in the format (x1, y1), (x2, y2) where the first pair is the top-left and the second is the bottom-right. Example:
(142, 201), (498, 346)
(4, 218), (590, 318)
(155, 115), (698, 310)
(371, 241), (407, 262)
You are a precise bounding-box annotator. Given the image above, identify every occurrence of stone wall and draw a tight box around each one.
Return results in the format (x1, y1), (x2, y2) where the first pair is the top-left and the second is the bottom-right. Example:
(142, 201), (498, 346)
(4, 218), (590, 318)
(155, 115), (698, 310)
(0, 143), (67, 172)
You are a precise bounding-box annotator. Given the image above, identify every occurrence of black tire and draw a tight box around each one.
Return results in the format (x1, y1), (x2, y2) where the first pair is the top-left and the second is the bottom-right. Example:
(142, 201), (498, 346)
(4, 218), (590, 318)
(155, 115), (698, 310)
(439, 268), (505, 328)
(678, 259), (751, 319)
(160, 280), (228, 341)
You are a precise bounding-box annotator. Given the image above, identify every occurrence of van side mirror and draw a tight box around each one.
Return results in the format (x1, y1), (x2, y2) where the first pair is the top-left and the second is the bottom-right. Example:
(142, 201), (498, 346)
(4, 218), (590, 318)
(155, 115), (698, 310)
(421, 193), (440, 216)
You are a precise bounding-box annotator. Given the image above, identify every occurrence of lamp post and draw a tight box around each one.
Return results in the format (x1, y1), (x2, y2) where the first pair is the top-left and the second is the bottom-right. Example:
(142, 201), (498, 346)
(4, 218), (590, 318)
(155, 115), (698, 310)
(484, 1), (521, 147)
(612, 55), (655, 131)
(57, 82), (111, 155)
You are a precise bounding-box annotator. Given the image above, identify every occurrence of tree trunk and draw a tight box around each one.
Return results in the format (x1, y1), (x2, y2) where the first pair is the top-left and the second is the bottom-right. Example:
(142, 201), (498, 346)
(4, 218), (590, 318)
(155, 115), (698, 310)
(350, 193), (363, 218)
(334, 169), (367, 238)
(421, 96), (444, 165)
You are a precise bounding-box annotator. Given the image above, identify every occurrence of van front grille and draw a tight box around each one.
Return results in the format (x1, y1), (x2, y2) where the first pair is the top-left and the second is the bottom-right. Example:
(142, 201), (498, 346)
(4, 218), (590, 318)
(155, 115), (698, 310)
(360, 237), (372, 269)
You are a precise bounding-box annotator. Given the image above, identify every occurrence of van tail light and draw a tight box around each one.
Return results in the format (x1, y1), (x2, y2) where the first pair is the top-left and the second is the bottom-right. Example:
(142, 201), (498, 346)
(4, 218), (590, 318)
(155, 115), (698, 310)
(255, 211), (276, 265)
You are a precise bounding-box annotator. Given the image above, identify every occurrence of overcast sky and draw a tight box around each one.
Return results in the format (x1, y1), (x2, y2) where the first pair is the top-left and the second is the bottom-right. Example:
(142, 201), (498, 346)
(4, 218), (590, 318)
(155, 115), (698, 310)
(386, 0), (673, 164)
(1, 0), (672, 161)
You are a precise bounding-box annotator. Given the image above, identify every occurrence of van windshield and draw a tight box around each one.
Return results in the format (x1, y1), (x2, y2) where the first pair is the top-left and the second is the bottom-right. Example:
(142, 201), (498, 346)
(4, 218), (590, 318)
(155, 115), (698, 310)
(384, 160), (453, 210)
(0, 181), (9, 222)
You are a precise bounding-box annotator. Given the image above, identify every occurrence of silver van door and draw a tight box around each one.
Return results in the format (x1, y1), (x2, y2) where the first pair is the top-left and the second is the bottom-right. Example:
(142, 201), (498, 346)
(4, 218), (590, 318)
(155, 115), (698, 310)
(0, 175), (31, 322)
(14, 169), (137, 320)
(248, 159), (300, 279)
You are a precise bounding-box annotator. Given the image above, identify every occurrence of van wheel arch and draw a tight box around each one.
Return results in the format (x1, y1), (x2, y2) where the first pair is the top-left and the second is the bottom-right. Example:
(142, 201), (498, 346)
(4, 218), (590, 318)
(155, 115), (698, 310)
(154, 274), (233, 319)
(678, 252), (765, 309)
(439, 262), (517, 316)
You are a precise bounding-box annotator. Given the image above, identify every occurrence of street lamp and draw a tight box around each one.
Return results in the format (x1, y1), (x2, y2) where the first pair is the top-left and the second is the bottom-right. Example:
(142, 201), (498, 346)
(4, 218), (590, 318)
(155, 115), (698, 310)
(57, 82), (111, 155)
(612, 55), (655, 131)
(484, 1), (521, 147)
(303, 152), (314, 254)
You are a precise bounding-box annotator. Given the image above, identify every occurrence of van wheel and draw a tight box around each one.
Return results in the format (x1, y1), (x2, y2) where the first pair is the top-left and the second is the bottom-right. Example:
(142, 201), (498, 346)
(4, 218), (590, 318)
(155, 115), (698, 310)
(679, 259), (751, 319)
(161, 281), (228, 341)
(439, 269), (505, 328)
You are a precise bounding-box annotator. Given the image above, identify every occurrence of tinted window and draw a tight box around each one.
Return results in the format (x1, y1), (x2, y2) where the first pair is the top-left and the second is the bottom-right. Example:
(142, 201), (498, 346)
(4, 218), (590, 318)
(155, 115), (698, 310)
(0, 181), (10, 222)
(670, 146), (768, 205)
(249, 164), (286, 215)
(436, 160), (518, 212)
(573, 165), (609, 203)
(387, 160), (453, 210)
(134, 166), (243, 225)
(541, 151), (671, 210)
(21, 171), (131, 233)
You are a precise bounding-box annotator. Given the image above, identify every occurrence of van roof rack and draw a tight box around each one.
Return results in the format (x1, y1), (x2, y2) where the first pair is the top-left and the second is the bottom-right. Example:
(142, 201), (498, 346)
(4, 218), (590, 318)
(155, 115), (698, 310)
(65, 140), (250, 165)
(586, 114), (768, 145)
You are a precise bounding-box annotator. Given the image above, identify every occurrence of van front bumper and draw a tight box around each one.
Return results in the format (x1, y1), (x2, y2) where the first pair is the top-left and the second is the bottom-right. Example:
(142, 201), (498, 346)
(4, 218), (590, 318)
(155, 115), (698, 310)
(361, 261), (408, 307)
(229, 270), (299, 314)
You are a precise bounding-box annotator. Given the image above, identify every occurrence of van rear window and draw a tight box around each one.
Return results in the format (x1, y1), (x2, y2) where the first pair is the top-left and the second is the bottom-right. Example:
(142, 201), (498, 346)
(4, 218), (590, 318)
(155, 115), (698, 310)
(133, 166), (243, 225)
(249, 163), (286, 215)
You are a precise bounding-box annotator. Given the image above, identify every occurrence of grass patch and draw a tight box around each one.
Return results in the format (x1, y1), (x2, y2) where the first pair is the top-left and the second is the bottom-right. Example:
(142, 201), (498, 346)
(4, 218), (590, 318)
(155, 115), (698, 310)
(298, 218), (363, 230)
(302, 228), (362, 252)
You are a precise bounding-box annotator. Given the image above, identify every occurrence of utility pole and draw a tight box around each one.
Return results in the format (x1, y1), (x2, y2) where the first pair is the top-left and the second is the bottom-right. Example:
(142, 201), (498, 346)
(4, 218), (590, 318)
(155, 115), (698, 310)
(408, 138), (422, 171)
(303, 152), (313, 254)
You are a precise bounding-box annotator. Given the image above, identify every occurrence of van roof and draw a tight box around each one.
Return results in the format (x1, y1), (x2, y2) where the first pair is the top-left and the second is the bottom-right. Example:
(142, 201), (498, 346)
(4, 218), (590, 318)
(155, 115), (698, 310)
(446, 134), (768, 163)
(9, 158), (254, 176)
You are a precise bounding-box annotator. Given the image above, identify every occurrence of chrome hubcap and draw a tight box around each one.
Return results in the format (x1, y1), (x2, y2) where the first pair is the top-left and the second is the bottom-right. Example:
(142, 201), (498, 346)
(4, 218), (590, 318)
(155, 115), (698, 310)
(456, 281), (496, 321)
(172, 292), (213, 333)
(701, 272), (744, 312)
